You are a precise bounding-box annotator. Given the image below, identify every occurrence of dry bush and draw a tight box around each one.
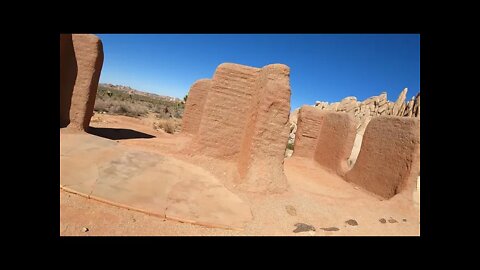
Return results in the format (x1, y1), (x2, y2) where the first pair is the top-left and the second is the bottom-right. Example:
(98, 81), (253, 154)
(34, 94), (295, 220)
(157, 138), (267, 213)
(94, 98), (148, 117)
(96, 85), (185, 118)
(153, 104), (183, 119)
(153, 118), (182, 134)
(111, 103), (148, 117)
(94, 98), (109, 112)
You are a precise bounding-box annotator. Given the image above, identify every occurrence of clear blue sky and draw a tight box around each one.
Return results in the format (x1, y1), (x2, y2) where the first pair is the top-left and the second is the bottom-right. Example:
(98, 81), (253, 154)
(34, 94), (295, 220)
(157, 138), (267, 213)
(97, 34), (420, 110)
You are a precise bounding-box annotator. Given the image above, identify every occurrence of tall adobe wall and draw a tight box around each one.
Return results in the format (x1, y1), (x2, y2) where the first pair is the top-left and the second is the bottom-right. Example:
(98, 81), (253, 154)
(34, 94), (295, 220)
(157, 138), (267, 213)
(181, 79), (212, 135)
(60, 34), (104, 131)
(293, 106), (356, 176)
(60, 34), (77, 128)
(191, 63), (259, 159)
(313, 111), (356, 176)
(345, 116), (420, 199)
(287, 89), (421, 161)
(184, 63), (291, 193)
(293, 106), (325, 159)
(237, 64), (291, 193)
(293, 108), (420, 200)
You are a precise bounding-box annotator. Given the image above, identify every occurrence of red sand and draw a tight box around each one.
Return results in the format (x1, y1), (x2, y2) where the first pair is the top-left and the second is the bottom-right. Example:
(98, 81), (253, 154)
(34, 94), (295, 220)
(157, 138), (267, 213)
(60, 113), (420, 236)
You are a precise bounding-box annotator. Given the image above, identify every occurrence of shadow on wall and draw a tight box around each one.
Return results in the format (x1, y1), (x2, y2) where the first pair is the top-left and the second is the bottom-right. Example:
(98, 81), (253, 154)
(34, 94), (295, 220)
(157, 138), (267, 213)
(88, 127), (156, 140)
(60, 34), (77, 128)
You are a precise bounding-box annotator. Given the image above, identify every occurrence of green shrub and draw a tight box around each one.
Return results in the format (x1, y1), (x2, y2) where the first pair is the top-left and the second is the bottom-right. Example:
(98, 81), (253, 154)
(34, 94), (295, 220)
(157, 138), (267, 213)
(286, 142), (294, 150)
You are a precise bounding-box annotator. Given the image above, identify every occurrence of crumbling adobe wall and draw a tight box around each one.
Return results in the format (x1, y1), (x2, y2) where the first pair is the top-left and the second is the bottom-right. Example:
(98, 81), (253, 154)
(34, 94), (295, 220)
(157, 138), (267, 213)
(181, 79), (212, 135)
(293, 106), (356, 176)
(313, 111), (356, 176)
(237, 64), (291, 192)
(345, 116), (420, 199)
(293, 106), (325, 159)
(187, 63), (291, 193)
(60, 34), (104, 131)
(60, 34), (77, 128)
(191, 63), (259, 160)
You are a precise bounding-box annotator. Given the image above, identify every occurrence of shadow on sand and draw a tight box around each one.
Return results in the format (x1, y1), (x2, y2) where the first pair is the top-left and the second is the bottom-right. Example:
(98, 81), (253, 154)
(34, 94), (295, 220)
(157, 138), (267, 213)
(88, 127), (156, 140)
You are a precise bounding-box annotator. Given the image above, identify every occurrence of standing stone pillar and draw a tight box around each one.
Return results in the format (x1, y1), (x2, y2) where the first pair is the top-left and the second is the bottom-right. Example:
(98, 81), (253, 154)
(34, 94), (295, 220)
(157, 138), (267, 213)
(60, 34), (104, 131)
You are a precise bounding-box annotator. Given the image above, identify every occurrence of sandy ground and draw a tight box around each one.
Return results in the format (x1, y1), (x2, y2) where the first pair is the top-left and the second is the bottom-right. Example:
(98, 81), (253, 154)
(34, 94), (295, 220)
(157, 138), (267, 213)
(60, 113), (420, 236)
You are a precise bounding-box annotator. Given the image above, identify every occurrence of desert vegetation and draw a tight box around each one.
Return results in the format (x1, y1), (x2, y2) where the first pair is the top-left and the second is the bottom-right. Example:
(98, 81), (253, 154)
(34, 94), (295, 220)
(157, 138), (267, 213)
(153, 118), (182, 134)
(286, 141), (294, 150)
(94, 84), (185, 133)
(94, 84), (184, 119)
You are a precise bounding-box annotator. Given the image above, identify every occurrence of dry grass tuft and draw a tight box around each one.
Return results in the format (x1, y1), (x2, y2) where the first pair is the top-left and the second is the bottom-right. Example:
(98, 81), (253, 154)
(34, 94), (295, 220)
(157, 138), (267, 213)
(94, 98), (148, 117)
(94, 85), (184, 118)
(153, 118), (182, 134)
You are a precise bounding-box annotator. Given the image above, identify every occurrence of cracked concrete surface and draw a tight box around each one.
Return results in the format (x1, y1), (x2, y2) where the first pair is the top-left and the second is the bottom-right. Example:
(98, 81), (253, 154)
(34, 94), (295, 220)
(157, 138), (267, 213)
(60, 131), (252, 230)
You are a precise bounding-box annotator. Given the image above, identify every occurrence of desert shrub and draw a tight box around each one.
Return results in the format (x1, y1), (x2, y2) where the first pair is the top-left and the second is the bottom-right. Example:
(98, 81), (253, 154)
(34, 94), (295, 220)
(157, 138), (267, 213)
(95, 85), (185, 118)
(94, 98), (148, 117)
(153, 118), (181, 134)
(94, 98), (109, 112)
(110, 104), (129, 115)
(173, 110), (183, 118)
(286, 142), (294, 150)
(153, 104), (167, 114)
(154, 105), (178, 119)
(116, 103), (148, 117)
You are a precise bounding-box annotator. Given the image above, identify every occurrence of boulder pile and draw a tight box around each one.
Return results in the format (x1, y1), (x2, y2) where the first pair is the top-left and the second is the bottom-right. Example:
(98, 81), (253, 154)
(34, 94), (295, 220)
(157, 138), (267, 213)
(287, 88), (420, 160)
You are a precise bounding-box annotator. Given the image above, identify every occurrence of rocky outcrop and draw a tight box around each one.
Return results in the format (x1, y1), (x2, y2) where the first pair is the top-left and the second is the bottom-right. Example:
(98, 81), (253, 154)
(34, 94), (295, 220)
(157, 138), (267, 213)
(60, 34), (104, 131)
(287, 107), (299, 146)
(286, 88), (421, 160)
(392, 88), (407, 116)
(184, 63), (291, 193)
(412, 92), (420, 118)
(315, 88), (419, 130)
(337, 96), (358, 113)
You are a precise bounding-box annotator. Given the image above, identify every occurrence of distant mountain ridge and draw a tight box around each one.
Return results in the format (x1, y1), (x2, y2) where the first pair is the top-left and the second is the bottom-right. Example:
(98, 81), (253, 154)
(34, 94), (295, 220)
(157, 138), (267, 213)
(99, 83), (182, 102)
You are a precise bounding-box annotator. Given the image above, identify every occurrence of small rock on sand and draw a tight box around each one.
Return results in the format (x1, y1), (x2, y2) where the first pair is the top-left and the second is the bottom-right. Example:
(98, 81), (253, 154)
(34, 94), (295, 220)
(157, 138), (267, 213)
(388, 218), (398, 223)
(320, 227), (339, 231)
(82, 227), (89, 232)
(379, 218), (387, 224)
(402, 218), (407, 222)
(293, 223), (315, 233)
(285, 205), (297, 216)
(345, 219), (358, 226)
